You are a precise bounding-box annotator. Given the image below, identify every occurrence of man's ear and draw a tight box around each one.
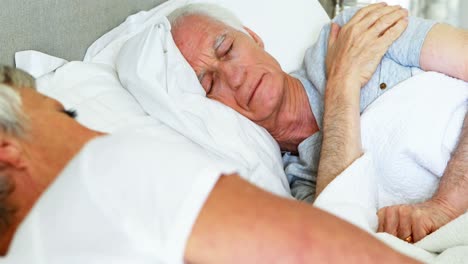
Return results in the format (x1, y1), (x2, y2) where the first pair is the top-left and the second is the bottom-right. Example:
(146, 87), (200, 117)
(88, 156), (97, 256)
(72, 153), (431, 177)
(244, 26), (264, 49)
(0, 136), (26, 170)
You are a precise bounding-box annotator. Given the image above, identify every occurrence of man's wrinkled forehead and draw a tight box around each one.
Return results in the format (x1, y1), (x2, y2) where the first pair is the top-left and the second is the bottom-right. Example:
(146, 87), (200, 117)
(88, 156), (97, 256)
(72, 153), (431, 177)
(173, 15), (230, 69)
(195, 32), (229, 82)
(175, 15), (230, 46)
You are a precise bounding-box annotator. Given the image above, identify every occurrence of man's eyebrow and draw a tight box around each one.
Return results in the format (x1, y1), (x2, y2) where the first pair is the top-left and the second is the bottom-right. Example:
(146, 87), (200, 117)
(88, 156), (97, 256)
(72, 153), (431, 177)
(197, 33), (228, 82)
(214, 33), (227, 50)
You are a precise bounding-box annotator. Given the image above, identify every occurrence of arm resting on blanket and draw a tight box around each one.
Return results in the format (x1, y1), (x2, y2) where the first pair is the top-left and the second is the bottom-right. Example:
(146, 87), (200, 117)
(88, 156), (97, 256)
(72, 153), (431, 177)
(378, 113), (468, 243)
(316, 4), (408, 196)
(184, 175), (420, 263)
(421, 24), (468, 81)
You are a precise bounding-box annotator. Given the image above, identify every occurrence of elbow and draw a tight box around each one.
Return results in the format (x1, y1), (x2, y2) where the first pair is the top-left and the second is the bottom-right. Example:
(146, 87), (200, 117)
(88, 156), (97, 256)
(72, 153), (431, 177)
(281, 231), (322, 263)
(278, 213), (345, 263)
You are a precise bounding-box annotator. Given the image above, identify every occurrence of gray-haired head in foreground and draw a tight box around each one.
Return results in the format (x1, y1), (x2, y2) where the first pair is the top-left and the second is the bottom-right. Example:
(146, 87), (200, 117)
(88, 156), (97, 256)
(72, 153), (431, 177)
(167, 3), (246, 33)
(0, 66), (34, 137)
(0, 66), (35, 235)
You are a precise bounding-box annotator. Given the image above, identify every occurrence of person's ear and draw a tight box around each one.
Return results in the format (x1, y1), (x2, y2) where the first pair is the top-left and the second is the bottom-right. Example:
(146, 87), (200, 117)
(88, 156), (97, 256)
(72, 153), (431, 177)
(0, 136), (26, 170)
(243, 26), (264, 49)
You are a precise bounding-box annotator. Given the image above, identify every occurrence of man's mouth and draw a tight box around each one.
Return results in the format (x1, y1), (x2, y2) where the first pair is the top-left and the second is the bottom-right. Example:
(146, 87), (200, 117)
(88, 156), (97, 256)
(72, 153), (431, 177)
(246, 74), (265, 107)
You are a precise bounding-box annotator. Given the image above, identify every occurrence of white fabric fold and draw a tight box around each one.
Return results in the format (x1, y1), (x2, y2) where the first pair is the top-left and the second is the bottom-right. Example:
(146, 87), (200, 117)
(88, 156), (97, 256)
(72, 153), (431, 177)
(84, 0), (190, 66)
(314, 153), (379, 232)
(15, 50), (68, 78)
(362, 72), (467, 208)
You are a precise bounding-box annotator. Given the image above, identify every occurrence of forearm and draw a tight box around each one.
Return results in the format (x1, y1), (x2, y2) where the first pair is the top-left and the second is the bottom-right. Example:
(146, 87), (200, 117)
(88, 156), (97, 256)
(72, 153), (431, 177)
(185, 175), (419, 263)
(316, 78), (363, 196)
(317, 3), (408, 196)
(432, 113), (468, 215)
(420, 23), (468, 81)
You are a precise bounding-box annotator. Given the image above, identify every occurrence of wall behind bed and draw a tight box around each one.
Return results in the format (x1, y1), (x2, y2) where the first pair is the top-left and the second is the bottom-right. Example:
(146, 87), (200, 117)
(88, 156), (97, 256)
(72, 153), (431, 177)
(0, 0), (167, 66)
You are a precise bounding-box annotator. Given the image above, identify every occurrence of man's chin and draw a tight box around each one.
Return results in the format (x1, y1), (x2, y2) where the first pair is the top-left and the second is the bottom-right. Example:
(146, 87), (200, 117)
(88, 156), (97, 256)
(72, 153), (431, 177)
(248, 107), (278, 127)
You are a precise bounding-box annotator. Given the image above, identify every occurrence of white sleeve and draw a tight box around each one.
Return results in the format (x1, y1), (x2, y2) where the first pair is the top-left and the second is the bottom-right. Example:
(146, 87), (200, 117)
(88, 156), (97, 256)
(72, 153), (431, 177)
(82, 132), (237, 263)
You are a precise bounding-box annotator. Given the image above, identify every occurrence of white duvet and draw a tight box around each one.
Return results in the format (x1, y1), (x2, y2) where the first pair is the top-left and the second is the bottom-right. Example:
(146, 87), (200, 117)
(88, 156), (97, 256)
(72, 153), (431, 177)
(315, 72), (468, 263)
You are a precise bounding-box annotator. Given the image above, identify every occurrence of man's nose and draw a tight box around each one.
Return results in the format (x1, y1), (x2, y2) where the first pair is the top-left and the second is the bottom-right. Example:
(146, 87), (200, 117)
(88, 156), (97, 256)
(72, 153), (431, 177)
(220, 63), (245, 90)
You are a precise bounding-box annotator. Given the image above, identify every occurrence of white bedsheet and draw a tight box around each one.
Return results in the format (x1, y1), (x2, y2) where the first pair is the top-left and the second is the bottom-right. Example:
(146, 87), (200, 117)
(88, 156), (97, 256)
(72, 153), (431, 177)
(315, 72), (468, 263)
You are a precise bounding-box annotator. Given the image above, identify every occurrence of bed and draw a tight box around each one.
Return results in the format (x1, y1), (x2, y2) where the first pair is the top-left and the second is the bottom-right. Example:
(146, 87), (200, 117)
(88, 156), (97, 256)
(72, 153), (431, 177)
(2, 0), (468, 263)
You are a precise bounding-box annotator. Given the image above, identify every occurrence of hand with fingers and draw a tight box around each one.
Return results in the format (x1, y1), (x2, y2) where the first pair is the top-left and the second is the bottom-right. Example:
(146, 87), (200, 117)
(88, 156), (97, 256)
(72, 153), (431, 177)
(377, 199), (461, 243)
(325, 2), (409, 88)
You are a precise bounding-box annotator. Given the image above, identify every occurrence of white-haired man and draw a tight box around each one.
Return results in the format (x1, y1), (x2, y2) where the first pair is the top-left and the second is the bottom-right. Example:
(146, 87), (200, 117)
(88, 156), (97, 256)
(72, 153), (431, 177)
(0, 66), (420, 263)
(169, 2), (468, 243)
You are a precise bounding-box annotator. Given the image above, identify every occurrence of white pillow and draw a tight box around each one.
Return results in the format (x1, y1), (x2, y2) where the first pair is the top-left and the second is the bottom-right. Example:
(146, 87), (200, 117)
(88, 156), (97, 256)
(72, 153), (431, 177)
(36, 62), (156, 133)
(85, 0), (330, 72)
(192, 0), (331, 72)
(115, 18), (291, 197)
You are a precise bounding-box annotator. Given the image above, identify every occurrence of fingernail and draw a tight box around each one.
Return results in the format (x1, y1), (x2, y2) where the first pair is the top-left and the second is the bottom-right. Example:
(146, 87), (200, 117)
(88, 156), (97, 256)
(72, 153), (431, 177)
(381, 2), (387, 6)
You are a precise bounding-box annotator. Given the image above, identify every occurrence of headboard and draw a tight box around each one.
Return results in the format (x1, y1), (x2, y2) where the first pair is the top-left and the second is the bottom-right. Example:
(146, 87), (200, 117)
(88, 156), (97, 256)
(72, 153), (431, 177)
(0, 0), (167, 66)
(319, 0), (336, 18)
(1, 0), (337, 67)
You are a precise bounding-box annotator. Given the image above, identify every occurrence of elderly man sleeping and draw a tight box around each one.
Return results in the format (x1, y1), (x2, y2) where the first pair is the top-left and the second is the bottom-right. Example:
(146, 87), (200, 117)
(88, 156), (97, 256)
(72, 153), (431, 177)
(0, 66), (421, 263)
(168, 2), (468, 243)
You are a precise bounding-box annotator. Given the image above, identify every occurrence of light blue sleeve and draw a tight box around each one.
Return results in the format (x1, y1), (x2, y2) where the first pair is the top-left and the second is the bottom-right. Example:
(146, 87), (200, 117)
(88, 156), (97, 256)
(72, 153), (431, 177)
(386, 16), (436, 67)
(333, 7), (437, 67)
